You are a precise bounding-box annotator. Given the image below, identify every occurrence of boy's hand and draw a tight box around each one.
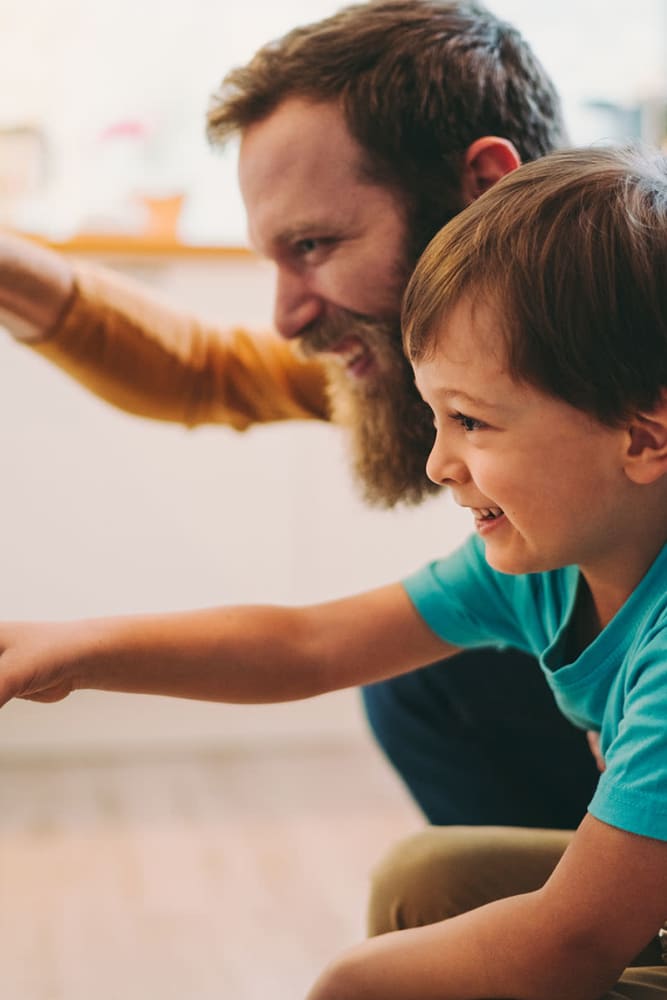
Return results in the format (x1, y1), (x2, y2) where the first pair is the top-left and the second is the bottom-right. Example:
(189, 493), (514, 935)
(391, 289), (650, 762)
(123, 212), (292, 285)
(0, 621), (89, 706)
(586, 730), (606, 772)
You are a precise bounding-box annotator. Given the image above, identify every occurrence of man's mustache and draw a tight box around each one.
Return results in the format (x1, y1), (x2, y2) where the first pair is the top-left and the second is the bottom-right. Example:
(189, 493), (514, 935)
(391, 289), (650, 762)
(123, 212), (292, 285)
(297, 310), (395, 358)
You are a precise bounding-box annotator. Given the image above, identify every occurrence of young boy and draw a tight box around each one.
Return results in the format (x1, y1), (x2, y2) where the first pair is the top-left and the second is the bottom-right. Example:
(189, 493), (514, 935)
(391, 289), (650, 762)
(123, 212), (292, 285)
(1, 145), (666, 999)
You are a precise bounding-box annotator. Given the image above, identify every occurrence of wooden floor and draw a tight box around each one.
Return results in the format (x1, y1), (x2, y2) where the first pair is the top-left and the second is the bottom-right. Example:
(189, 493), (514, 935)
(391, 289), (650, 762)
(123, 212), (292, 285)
(0, 740), (420, 1000)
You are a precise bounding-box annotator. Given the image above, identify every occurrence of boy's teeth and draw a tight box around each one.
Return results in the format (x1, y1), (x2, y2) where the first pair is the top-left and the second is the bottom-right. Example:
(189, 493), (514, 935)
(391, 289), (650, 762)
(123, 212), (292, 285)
(477, 507), (503, 519)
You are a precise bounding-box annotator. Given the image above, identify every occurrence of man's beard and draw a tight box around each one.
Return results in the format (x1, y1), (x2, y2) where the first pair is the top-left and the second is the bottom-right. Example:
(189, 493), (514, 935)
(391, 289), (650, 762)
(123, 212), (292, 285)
(298, 311), (438, 508)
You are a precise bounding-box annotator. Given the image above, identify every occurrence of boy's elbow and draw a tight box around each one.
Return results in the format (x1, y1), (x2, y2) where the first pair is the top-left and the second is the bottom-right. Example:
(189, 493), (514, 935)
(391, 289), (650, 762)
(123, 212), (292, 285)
(306, 949), (377, 1000)
(522, 918), (631, 1000)
(288, 608), (362, 699)
(271, 609), (344, 701)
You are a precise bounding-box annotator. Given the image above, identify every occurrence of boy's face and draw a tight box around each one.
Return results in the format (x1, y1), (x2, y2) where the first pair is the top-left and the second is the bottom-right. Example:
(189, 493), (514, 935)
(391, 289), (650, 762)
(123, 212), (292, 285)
(414, 297), (632, 580)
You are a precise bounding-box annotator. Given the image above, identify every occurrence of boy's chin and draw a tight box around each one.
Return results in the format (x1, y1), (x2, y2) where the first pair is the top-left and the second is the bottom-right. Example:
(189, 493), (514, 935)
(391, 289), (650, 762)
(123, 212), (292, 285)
(484, 544), (559, 578)
(482, 540), (539, 577)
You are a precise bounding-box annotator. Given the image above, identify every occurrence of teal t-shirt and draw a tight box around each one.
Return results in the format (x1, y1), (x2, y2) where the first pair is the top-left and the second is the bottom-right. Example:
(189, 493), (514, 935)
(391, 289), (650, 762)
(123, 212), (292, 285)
(403, 535), (667, 841)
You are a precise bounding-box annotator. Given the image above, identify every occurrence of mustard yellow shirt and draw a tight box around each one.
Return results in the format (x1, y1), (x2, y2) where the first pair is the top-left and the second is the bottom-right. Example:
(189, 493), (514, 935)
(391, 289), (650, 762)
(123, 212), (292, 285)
(30, 263), (331, 429)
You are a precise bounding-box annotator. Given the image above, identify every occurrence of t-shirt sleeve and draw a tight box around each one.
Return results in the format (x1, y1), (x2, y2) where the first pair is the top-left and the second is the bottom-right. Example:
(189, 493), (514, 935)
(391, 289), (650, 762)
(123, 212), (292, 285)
(402, 535), (537, 655)
(589, 635), (667, 841)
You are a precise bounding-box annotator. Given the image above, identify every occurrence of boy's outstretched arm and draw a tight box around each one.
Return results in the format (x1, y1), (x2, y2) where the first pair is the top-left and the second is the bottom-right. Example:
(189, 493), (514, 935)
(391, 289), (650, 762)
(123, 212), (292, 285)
(307, 812), (667, 1000)
(0, 584), (451, 708)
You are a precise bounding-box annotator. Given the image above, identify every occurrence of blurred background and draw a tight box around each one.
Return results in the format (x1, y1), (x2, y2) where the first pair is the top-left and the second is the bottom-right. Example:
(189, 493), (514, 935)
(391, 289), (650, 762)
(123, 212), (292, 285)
(0, 0), (666, 241)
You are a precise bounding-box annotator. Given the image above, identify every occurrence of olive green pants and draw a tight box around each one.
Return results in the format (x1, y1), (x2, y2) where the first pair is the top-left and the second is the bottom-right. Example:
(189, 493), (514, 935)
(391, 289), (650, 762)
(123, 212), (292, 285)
(367, 826), (667, 999)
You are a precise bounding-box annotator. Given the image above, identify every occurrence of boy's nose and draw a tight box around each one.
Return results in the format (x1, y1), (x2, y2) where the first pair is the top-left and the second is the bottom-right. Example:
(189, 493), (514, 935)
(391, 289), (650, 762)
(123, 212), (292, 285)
(273, 269), (323, 340)
(426, 434), (469, 486)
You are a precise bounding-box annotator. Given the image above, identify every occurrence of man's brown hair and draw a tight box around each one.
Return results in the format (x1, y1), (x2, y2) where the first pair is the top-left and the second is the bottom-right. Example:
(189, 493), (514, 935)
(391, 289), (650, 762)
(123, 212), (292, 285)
(206, 0), (566, 256)
(403, 145), (667, 424)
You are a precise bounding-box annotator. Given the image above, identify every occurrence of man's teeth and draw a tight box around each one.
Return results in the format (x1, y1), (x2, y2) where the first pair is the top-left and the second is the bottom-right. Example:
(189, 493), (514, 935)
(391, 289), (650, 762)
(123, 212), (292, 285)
(344, 346), (366, 366)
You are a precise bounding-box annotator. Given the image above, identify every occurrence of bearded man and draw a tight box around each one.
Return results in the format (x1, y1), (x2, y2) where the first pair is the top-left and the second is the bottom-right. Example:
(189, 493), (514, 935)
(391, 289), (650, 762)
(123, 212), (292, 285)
(0, 0), (600, 827)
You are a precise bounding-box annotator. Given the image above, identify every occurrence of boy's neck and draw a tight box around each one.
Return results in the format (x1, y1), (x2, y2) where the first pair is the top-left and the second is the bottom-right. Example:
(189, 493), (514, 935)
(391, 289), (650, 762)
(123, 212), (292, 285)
(577, 494), (667, 640)
(570, 531), (667, 661)
(565, 579), (601, 662)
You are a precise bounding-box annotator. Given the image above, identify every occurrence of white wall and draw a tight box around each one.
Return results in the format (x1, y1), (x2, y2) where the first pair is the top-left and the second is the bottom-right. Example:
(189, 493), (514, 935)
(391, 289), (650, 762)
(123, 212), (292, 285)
(0, 254), (470, 754)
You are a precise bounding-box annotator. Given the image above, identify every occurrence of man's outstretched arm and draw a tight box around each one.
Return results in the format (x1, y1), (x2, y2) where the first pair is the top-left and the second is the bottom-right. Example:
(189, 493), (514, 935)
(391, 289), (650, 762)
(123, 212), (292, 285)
(0, 231), (330, 428)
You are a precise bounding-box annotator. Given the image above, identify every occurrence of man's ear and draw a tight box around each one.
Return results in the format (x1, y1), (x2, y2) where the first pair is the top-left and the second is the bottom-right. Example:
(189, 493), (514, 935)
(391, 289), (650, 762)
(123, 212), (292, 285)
(461, 137), (521, 204)
(624, 392), (667, 485)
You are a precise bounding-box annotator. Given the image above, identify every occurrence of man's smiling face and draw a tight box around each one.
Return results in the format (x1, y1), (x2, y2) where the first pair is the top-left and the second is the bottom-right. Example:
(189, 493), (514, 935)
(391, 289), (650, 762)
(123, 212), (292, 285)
(238, 97), (437, 506)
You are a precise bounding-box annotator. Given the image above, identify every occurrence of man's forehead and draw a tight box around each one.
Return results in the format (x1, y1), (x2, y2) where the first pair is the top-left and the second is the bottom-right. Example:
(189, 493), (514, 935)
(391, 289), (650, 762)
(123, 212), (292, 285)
(238, 98), (372, 249)
(238, 97), (363, 196)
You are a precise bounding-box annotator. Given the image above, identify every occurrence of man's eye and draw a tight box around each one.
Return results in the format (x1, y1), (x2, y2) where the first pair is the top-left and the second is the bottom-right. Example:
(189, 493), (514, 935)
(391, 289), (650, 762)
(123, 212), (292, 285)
(296, 238), (321, 255)
(449, 411), (484, 432)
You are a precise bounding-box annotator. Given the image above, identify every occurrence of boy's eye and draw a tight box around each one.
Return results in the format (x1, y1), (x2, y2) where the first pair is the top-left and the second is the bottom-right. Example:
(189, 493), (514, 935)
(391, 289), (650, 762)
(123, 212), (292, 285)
(449, 411), (485, 432)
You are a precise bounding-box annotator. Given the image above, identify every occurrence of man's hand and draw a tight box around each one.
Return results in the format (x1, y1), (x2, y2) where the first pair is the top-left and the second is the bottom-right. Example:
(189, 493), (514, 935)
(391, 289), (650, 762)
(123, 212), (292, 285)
(0, 231), (74, 341)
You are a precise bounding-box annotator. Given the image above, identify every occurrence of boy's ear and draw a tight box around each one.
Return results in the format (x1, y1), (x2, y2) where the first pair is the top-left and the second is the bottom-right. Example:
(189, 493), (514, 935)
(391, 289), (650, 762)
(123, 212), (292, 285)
(461, 137), (521, 204)
(624, 391), (667, 484)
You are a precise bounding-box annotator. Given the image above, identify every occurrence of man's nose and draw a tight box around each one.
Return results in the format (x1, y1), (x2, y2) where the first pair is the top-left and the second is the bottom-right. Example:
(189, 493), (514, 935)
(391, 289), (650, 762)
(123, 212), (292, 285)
(273, 269), (323, 340)
(425, 431), (469, 487)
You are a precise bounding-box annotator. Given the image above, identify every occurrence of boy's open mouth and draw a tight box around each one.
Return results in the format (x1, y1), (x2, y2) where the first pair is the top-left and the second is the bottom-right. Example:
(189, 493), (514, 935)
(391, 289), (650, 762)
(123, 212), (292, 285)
(473, 506), (504, 522)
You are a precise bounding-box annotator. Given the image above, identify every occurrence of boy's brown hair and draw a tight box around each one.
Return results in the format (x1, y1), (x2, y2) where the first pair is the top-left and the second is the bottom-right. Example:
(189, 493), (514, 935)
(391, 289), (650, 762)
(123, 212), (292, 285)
(403, 145), (667, 424)
(206, 0), (566, 256)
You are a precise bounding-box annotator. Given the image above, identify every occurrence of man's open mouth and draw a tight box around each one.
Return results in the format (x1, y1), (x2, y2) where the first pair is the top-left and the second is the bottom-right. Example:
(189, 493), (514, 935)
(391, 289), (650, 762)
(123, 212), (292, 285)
(328, 336), (375, 377)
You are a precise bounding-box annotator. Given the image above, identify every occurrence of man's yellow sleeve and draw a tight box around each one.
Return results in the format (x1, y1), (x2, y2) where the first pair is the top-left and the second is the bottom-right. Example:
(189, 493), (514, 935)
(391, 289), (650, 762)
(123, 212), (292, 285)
(30, 263), (331, 429)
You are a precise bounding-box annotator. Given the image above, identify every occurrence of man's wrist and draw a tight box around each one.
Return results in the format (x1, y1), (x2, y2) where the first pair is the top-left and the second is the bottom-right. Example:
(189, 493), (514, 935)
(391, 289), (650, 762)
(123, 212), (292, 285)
(0, 305), (45, 342)
(0, 232), (74, 341)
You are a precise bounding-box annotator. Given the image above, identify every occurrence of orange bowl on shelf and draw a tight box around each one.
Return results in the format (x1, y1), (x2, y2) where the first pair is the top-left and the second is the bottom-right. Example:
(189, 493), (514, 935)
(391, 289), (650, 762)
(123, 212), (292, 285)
(139, 192), (185, 239)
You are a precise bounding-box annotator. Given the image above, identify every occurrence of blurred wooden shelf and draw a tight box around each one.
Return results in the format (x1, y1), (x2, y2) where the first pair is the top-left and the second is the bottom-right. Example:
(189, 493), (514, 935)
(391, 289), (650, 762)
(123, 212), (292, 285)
(16, 230), (255, 260)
